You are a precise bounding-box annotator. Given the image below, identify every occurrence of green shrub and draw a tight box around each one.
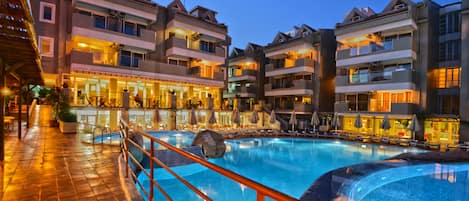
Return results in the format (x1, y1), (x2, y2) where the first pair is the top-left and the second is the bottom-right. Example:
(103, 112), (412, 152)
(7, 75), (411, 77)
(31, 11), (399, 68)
(59, 111), (77, 122)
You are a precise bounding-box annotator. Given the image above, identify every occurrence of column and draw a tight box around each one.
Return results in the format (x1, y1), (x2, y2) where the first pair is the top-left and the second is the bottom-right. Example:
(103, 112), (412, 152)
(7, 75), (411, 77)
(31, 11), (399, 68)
(110, 78), (117, 106)
(109, 110), (118, 130)
(73, 76), (78, 105)
(153, 82), (160, 107)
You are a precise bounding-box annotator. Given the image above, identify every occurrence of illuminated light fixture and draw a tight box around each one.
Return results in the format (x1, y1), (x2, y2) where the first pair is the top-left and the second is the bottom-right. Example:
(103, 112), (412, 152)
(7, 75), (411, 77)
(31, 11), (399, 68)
(297, 48), (309, 54)
(1, 87), (11, 96)
(174, 29), (186, 35)
(245, 62), (252, 65)
(200, 60), (209, 65)
(78, 42), (88, 48)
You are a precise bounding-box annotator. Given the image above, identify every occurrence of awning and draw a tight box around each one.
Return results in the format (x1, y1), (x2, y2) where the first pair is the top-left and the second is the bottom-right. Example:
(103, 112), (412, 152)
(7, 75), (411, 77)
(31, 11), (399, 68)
(0, 0), (44, 85)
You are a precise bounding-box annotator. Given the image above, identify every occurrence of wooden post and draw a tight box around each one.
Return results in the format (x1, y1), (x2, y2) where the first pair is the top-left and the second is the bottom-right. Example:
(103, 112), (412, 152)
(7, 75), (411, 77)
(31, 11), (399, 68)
(26, 85), (30, 128)
(0, 58), (5, 162)
(18, 79), (22, 139)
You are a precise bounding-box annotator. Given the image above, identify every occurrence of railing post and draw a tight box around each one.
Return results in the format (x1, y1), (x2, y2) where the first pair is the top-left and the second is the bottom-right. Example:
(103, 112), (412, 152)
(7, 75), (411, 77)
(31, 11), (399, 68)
(256, 193), (265, 201)
(124, 123), (129, 178)
(92, 126), (95, 145)
(150, 138), (154, 201)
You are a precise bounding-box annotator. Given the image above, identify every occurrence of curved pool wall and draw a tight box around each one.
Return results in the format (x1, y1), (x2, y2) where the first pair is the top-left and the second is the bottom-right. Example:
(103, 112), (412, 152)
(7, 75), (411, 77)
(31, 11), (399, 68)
(300, 151), (469, 201)
(347, 163), (469, 201)
(136, 138), (423, 200)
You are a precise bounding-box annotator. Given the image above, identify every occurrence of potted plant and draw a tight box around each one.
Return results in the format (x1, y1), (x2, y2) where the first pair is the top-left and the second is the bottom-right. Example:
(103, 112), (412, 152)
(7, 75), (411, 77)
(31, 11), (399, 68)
(58, 110), (77, 134)
(57, 85), (77, 134)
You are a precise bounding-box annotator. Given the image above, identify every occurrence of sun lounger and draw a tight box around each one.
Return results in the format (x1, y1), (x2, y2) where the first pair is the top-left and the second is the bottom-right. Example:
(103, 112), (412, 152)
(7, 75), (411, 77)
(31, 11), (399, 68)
(425, 142), (441, 150)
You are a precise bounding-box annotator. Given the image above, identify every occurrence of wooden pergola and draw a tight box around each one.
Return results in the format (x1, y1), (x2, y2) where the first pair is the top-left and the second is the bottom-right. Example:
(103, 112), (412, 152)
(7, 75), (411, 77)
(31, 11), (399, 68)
(0, 0), (44, 162)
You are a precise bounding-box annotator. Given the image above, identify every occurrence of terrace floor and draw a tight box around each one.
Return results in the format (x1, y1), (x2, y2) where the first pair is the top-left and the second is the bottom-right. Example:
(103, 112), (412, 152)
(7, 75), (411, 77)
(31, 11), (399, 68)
(0, 105), (137, 201)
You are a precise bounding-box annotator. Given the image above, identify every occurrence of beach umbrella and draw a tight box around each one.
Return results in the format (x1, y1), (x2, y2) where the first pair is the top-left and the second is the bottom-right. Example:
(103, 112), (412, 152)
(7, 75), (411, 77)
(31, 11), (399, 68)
(153, 106), (161, 123)
(190, 108), (198, 125)
(354, 113), (362, 130)
(289, 111), (297, 131)
(153, 106), (161, 129)
(409, 114), (420, 140)
(208, 110), (217, 124)
(232, 108), (241, 125)
(311, 111), (320, 132)
(331, 112), (340, 131)
(250, 110), (259, 124)
(269, 110), (276, 124)
(380, 115), (391, 130)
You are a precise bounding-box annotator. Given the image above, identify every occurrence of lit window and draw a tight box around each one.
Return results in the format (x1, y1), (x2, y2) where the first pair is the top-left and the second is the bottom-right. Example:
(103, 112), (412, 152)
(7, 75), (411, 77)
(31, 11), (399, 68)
(39, 2), (55, 24)
(39, 36), (54, 57)
(437, 67), (461, 88)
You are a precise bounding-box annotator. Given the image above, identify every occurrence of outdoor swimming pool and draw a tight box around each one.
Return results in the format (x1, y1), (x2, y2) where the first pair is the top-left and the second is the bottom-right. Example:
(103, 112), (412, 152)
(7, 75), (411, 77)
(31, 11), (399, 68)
(345, 163), (469, 201)
(94, 131), (194, 148)
(137, 138), (423, 200)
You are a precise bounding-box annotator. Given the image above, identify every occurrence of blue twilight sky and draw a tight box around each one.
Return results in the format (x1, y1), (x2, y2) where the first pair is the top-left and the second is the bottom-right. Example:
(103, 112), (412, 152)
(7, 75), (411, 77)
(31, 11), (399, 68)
(155, 0), (459, 49)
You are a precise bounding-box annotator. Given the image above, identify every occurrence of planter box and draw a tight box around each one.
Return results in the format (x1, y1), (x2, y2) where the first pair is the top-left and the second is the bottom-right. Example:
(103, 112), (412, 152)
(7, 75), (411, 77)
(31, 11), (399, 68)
(59, 120), (77, 134)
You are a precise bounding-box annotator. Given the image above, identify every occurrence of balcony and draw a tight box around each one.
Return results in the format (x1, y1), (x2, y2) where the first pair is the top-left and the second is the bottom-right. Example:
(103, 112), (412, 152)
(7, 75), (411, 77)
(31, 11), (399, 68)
(266, 58), (315, 77)
(336, 8), (416, 40)
(165, 37), (225, 63)
(335, 70), (415, 93)
(71, 13), (155, 50)
(337, 37), (415, 67)
(273, 103), (314, 113)
(223, 86), (257, 98)
(334, 101), (416, 115)
(228, 69), (257, 82)
(69, 50), (224, 86)
(265, 80), (314, 96)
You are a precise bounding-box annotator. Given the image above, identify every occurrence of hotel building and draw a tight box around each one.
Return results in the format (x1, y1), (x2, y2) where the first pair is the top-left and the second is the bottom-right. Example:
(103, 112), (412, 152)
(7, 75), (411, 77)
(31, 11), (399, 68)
(335, 0), (468, 144)
(263, 25), (336, 117)
(31, 0), (229, 110)
(224, 43), (265, 110)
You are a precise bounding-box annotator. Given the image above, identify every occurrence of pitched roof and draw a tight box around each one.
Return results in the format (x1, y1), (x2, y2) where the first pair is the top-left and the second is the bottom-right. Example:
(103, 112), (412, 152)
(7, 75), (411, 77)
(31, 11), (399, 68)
(230, 48), (244, 57)
(272, 32), (292, 44)
(248, 42), (261, 48)
(167, 0), (187, 13)
(189, 5), (218, 15)
(382, 0), (414, 13)
(342, 7), (376, 23)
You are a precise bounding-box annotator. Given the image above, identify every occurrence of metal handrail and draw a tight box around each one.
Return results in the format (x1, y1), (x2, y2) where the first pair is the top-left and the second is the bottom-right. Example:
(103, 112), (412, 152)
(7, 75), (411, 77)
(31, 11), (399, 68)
(119, 119), (298, 201)
(79, 122), (113, 145)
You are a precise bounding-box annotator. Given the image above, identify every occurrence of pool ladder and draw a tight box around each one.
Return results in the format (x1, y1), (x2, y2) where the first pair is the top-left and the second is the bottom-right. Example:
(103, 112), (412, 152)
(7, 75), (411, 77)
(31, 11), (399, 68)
(91, 125), (112, 145)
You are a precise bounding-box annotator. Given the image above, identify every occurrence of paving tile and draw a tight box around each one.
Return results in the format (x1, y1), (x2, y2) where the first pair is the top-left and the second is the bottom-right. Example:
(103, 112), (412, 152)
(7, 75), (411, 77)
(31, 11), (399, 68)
(1, 106), (130, 201)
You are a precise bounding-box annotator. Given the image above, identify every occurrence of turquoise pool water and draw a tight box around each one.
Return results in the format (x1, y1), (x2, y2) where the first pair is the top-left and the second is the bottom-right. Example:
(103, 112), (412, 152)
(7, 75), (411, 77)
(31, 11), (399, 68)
(346, 163), (469, 201)
(94, 131), (194, 148)
(137, 138), (423, 200)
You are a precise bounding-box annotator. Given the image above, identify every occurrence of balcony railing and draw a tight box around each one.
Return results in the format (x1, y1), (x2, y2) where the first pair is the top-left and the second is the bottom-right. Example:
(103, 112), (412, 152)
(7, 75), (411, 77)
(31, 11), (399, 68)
(271, 103), (313, 112)
(266, 58), (314, 72)
(265, 80), (314, 91)
(335, 69), (414, 86)
(232, 69), (257, 77)
(70, 50), (224, 81)
(334, 101), (416, 114)
(337, 37), (412, 60)
(71, 13), (155, 43)
(165, 37), (225, 57)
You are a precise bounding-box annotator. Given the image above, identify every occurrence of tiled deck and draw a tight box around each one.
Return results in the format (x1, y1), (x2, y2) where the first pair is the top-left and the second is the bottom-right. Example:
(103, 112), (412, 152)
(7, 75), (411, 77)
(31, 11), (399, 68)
(1, 105), (136, 201)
